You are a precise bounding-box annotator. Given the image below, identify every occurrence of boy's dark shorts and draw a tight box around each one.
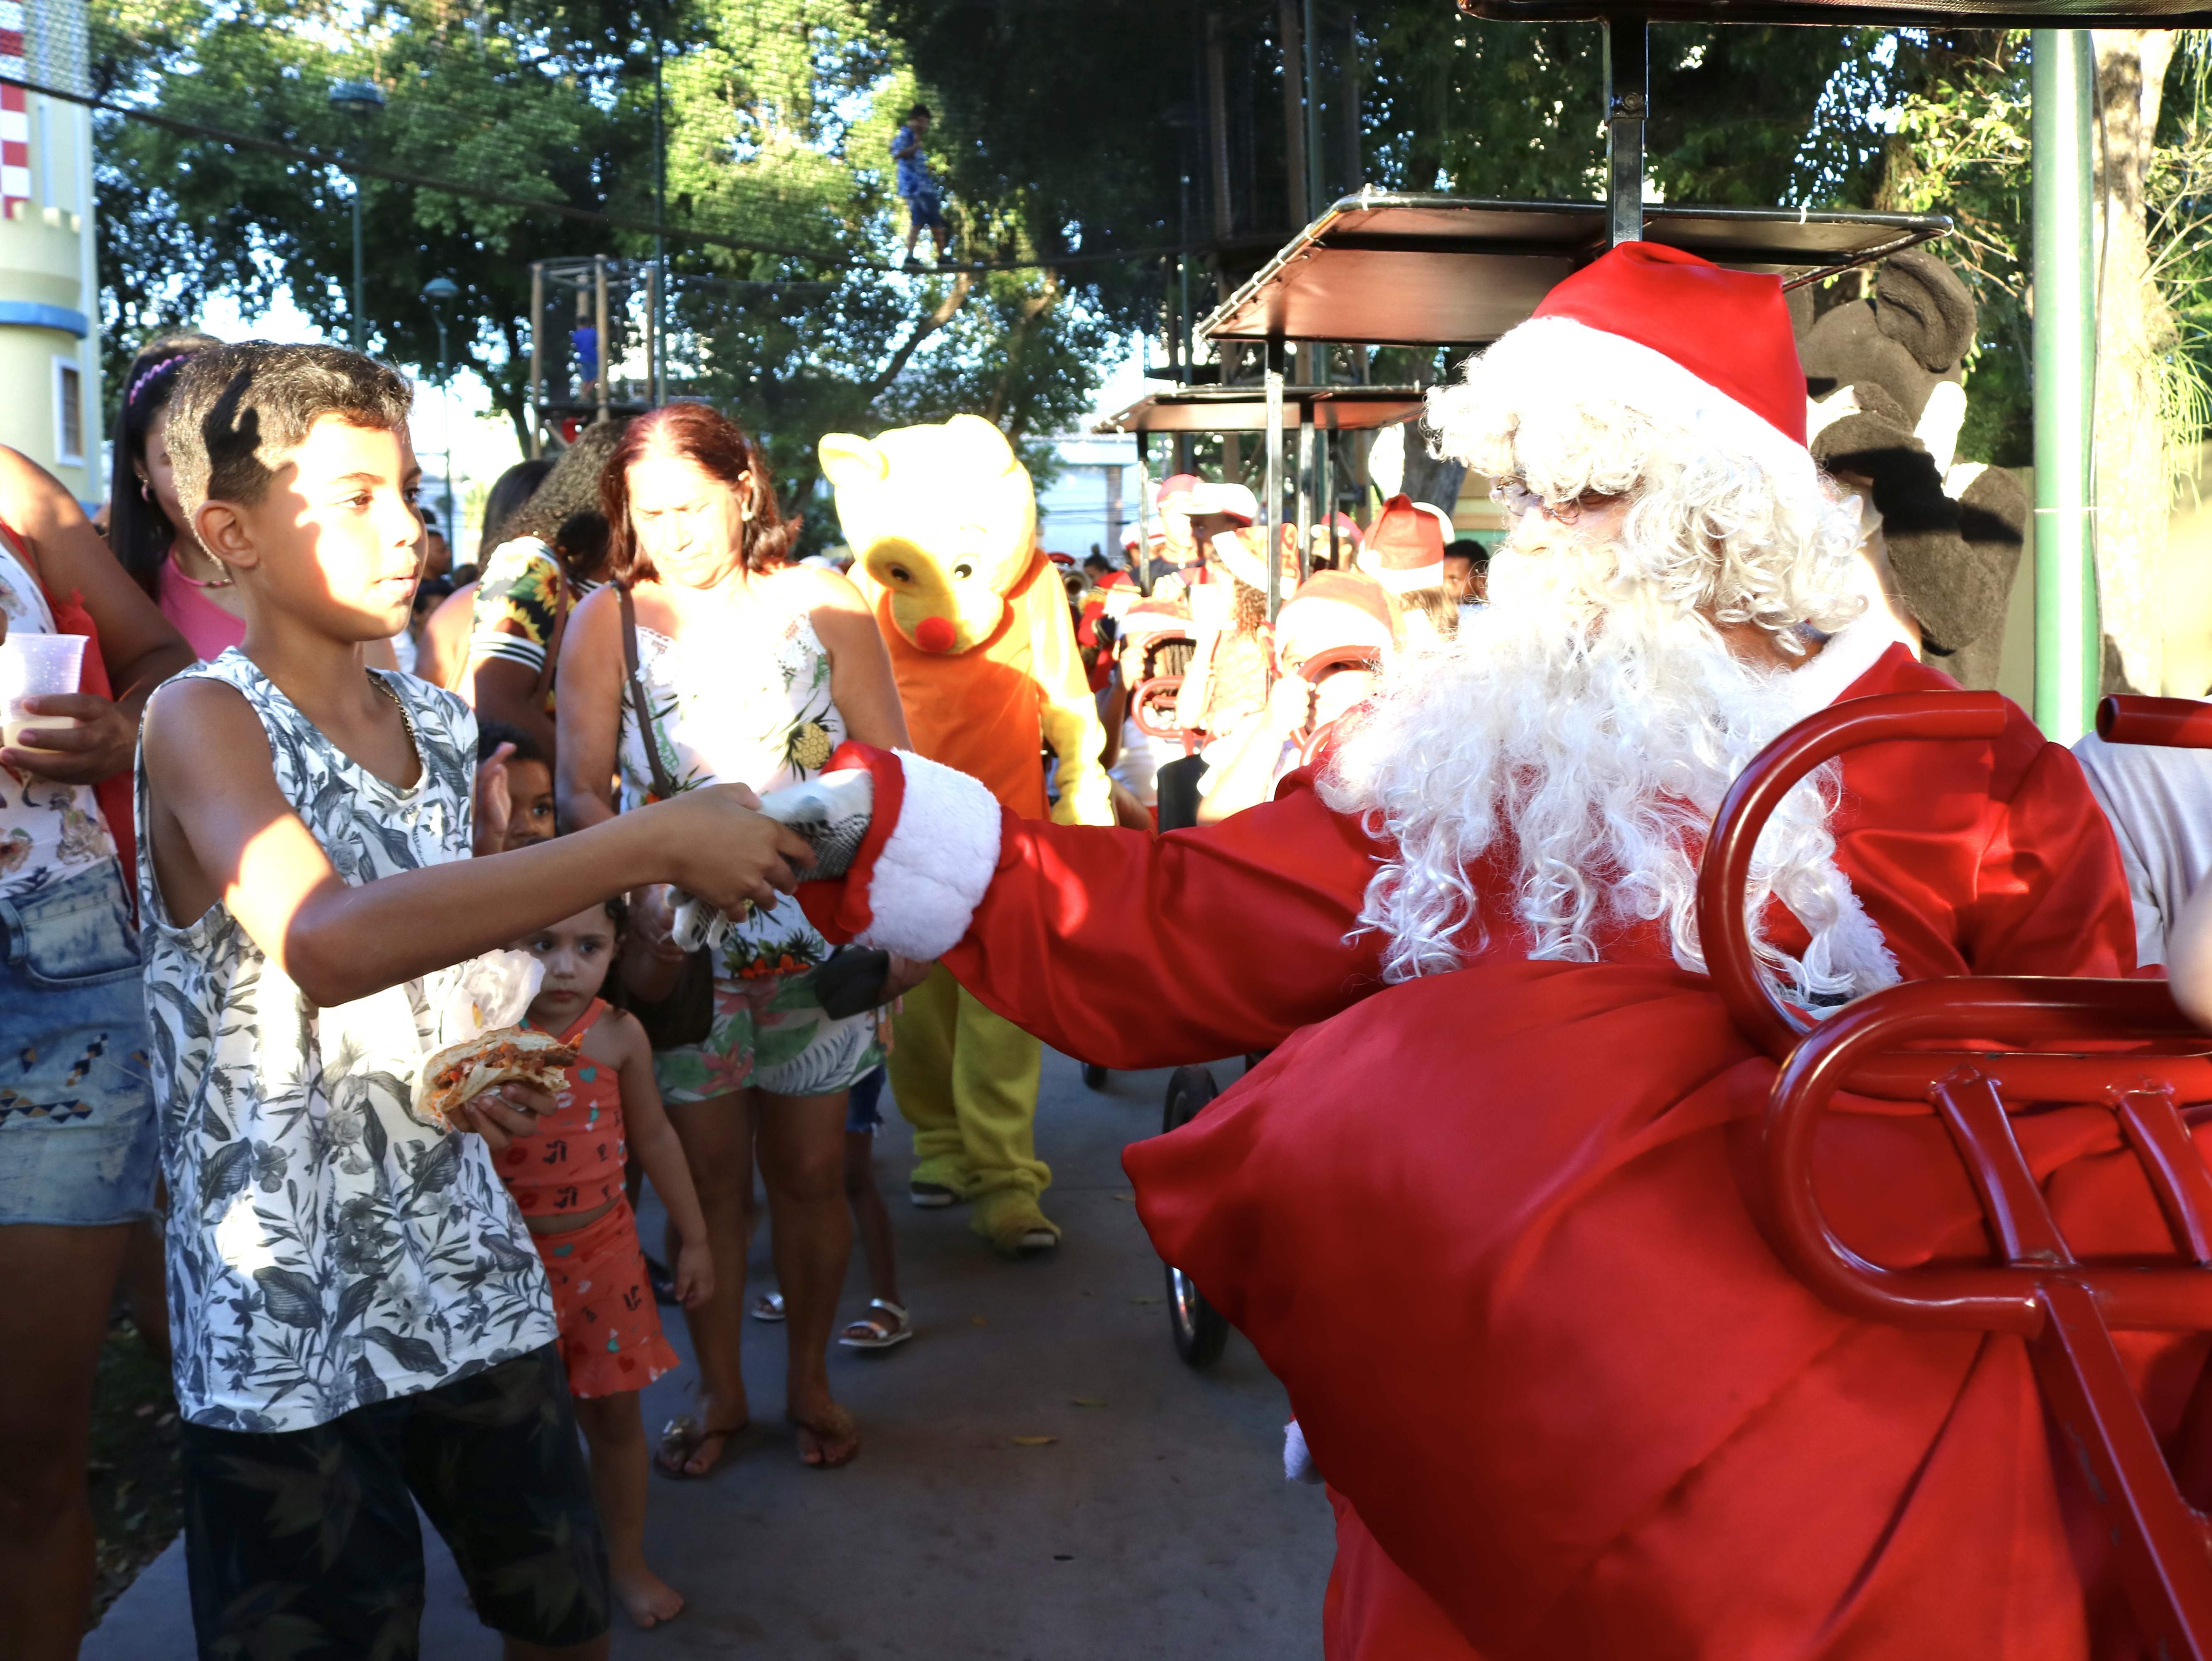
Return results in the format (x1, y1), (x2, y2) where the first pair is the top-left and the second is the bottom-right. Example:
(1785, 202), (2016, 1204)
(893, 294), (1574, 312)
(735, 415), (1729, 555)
(905, 185), (946, 231)
(180, 1343), (609, 1659)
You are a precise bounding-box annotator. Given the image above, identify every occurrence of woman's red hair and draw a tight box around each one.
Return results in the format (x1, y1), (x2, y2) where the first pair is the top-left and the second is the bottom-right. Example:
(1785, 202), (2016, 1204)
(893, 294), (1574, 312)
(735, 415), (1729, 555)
(600, 402), (801, 583)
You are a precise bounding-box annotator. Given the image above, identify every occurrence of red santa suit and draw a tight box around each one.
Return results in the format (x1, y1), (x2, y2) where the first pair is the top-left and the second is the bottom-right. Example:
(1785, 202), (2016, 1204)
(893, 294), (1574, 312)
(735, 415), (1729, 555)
(796, 247), (2168, 1659)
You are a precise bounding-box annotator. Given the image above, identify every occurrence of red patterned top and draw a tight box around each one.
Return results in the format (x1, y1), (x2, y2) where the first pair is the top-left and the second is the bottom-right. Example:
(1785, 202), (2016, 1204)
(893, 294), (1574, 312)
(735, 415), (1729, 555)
(497, 999), (626, 1219)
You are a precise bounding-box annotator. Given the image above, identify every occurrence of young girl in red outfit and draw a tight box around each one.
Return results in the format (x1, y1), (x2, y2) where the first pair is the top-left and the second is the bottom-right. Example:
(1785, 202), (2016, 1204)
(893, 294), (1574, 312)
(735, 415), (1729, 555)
(503, 898), (713, 1630)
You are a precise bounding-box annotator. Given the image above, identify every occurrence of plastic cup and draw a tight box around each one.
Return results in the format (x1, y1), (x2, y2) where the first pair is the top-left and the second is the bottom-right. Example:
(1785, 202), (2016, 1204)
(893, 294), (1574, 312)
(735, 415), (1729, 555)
(0, 632), (87, 752)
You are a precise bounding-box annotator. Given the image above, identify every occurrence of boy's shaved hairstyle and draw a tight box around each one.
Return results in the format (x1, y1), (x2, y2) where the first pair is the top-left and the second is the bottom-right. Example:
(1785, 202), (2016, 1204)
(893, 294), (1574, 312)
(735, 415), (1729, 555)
(165, 342), (413, 517)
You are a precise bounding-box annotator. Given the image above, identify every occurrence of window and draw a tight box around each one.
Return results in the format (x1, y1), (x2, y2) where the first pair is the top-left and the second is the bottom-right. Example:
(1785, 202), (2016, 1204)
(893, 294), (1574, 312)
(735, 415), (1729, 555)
(53, 357), (82, 468)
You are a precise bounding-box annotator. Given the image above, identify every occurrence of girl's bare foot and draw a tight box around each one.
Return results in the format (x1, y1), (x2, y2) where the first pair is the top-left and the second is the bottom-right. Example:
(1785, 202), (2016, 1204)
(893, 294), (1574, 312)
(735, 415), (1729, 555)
(614, 1564), (686, 1629)
(788, 1396), (859, 1467)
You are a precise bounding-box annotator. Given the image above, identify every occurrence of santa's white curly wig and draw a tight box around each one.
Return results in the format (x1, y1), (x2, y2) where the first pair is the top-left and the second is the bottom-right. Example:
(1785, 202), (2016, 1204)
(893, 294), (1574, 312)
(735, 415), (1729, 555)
(1321, 315), (1897, 1000)
(1426, 316), (1867, 643)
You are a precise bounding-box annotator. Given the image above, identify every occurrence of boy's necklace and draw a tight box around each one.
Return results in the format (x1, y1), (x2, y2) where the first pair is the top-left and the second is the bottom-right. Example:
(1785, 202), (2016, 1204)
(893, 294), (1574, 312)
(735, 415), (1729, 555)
(170, 545), (234, 590)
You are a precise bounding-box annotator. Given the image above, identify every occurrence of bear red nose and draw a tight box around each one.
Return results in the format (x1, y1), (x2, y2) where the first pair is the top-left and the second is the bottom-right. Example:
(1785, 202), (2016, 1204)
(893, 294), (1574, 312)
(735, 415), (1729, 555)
(915, 615), (957, 654)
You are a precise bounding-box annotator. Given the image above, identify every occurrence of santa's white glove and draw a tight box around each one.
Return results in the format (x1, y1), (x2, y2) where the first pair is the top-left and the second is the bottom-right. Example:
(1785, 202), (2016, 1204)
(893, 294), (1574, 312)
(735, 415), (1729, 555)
(781, 743), (1003, 963)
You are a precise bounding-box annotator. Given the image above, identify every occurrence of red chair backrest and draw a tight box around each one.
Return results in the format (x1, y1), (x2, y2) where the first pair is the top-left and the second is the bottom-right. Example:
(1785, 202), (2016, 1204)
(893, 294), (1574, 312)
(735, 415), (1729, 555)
(1702, 691), (2212, 1659)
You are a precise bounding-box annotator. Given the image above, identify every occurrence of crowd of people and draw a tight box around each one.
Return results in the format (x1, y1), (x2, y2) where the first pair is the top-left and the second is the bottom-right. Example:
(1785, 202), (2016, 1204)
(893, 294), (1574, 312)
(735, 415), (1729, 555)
(10, 235), (2212, 1661)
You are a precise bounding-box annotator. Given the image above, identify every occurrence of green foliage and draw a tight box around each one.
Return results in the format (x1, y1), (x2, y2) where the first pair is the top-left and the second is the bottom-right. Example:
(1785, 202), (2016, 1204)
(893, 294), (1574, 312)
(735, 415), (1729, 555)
(91, 0), (1129, 508)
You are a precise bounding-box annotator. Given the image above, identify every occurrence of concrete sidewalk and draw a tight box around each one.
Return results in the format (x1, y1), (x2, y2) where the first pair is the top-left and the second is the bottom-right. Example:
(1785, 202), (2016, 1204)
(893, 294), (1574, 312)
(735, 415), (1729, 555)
(87, 1050), (1331, 1659)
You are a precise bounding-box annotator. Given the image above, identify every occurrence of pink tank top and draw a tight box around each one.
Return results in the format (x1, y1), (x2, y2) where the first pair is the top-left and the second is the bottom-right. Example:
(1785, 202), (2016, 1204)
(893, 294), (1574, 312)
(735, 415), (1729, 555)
(157, 557), (246, 661)
(497, 999), (628, 1219)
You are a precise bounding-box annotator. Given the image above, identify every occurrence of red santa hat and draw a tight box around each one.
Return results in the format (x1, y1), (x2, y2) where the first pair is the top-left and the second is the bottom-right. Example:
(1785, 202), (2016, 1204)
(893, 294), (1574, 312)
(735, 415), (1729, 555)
(1274, 572), (1397, 669)
(1357, 493), (1446, 595)
(1437, 242), (1812, 484)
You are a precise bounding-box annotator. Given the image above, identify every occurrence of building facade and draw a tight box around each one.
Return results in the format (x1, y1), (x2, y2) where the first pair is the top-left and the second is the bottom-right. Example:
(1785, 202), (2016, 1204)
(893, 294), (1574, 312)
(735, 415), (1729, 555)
(0, 0), (100, 507)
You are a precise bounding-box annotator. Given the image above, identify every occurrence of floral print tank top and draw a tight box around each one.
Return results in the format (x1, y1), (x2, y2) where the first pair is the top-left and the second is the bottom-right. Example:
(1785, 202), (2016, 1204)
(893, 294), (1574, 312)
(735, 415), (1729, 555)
(617, 581), (846, 982)
(136, 652), (556, 1431)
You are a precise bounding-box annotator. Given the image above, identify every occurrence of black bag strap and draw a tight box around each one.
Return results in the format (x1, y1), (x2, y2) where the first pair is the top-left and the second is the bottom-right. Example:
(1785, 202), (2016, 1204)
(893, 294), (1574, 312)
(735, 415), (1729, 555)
(617, 583), (680, 804)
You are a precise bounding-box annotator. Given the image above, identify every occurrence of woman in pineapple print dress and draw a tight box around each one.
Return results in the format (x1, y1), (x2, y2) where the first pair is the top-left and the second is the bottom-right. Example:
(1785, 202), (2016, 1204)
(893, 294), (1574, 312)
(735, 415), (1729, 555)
(556, 402), (911, 1477)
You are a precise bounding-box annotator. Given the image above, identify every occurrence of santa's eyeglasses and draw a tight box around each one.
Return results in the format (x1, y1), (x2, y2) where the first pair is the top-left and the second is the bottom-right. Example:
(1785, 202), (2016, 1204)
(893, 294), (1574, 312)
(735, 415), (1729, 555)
(1489, 476), (1621, 525)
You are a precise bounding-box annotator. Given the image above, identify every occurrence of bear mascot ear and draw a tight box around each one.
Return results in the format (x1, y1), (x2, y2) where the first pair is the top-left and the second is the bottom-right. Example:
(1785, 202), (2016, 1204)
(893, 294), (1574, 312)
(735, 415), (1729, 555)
(1874, 249), (1977, 373)
(820, 433), (891, 488)
(941, 413), (1023, 478)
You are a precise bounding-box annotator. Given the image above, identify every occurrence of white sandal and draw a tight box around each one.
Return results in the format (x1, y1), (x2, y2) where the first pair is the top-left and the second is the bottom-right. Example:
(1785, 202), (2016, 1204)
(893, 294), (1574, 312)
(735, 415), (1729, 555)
(750, 1291), (785, 1323)
(837, 1298), (915, 1350)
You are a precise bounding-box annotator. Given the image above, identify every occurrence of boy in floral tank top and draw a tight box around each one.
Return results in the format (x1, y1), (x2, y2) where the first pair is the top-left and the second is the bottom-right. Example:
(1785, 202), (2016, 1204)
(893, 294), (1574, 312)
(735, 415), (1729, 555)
(136, 343), (814, 1659)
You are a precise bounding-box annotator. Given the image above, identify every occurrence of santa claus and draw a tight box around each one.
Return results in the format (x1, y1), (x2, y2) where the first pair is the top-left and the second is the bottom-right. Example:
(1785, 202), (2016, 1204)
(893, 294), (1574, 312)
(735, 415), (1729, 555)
(795, 243), (2159, 1657)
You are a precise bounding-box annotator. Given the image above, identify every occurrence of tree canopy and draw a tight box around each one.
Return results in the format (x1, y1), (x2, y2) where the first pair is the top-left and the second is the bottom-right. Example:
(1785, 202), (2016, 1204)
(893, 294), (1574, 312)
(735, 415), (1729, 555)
(88, 1), (2212, 523)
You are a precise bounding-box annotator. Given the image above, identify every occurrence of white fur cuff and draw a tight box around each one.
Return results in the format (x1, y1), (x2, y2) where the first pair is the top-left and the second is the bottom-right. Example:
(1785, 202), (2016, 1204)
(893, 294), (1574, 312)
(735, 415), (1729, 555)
(852, 750), (1003, 961)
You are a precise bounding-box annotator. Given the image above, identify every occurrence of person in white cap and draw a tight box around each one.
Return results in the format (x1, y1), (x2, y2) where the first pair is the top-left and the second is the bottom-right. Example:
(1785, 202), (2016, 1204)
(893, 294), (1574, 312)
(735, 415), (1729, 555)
(1172, 479), (1277, 769)
(788, 243), (2141, 1657)
(1196, 571), (1395, 825)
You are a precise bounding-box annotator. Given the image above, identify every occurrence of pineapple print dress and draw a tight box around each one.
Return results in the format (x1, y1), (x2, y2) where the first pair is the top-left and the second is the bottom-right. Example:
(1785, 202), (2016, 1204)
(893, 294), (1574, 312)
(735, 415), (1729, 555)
(616, 579), (882, 1101)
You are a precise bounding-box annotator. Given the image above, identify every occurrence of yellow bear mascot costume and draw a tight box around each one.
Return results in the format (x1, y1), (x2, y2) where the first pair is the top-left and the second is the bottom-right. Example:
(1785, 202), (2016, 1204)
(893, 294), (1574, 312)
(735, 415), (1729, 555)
(820, 414), (1112, 1255)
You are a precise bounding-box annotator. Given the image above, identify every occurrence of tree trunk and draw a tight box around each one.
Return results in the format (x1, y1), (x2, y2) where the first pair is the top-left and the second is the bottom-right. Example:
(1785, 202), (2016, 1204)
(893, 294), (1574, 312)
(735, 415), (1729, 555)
(1401, 448), (1466, 519)
(1280, 0), (1308, 230)
(2092, 30), (2178, 693)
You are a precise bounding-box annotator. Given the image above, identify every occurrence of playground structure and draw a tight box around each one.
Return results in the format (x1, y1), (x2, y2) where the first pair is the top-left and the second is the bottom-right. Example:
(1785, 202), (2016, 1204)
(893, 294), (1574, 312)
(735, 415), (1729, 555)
(524, 255), (662, 456)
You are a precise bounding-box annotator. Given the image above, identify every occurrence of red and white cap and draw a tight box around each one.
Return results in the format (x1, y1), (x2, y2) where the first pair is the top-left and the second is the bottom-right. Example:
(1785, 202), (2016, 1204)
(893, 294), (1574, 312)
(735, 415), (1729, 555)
(1186, 480), (1258, 526)
(1307, 510), (1365, 551)
(1357, 493), (1446, 595)
(1155, 473), (1204, 514)
(1274, 572), (1396, 669)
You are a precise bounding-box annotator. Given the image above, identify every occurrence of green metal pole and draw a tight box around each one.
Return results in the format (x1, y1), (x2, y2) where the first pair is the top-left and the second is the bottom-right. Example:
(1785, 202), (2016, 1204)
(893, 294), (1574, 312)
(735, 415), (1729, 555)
(2032, 29), (2098, 742)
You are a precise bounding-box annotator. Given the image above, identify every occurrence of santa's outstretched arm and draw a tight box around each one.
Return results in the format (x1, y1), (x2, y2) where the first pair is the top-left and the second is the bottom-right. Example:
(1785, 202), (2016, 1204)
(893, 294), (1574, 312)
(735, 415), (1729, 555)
(795, 742), (1390, 1068)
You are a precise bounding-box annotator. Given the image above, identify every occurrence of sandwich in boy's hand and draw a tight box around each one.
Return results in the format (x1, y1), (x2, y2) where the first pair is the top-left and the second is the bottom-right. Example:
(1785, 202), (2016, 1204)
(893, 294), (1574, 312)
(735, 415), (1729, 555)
(414, 1026), (579, 1130)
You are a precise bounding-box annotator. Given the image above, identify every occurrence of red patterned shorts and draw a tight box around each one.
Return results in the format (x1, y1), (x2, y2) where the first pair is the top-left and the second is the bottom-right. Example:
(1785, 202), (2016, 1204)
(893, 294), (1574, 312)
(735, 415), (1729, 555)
(530, 1197), (679, 1399)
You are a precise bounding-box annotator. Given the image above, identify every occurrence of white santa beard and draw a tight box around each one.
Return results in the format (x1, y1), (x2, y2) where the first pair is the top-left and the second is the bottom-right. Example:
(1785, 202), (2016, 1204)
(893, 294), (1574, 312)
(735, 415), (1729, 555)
(1321, 537), (1899, 1003)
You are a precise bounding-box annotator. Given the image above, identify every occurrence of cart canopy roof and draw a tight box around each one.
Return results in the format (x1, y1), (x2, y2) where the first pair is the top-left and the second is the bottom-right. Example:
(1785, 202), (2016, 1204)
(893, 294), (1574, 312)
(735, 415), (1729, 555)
(1093, 385), (1430, 435)
(1457, 0), (2210, 26)
(1197, 192), (1949, 348)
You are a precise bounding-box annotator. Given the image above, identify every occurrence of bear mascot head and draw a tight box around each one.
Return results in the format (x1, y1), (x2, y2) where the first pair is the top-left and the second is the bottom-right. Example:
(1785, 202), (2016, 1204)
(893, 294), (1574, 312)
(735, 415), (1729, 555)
(815, 413), (1113, 828)
(1794, 249), (2028, 690)
(817, 413), (1038, 656)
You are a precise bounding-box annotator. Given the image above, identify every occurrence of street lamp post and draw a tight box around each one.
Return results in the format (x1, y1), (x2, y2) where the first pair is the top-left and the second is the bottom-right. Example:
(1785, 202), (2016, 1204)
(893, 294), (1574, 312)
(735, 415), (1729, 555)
(328, 79), (386, 353)
(422, 276), (460, 545)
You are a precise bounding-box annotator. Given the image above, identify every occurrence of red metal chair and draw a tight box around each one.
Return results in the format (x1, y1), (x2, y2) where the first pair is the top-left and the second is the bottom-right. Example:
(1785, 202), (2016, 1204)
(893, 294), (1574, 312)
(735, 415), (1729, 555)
(1700, 691), (2212, 1659)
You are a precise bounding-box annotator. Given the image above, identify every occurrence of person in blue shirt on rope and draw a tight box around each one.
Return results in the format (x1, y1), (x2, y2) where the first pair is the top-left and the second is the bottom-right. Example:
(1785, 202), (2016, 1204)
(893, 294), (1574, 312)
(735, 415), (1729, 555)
(891, 104), (950, 272)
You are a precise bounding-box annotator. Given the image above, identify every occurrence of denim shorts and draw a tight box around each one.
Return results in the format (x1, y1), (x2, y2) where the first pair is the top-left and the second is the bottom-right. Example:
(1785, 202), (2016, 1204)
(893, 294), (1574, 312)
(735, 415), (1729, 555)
(846, 1065), (886, 1134)
(0, 859), (159, 1226)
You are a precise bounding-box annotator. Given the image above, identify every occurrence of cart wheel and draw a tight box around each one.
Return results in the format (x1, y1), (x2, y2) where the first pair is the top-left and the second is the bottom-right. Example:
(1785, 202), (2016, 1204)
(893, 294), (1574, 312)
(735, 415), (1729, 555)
(1081, 1062), (1109, 1090)
(1161, 1065), (1230, 1368)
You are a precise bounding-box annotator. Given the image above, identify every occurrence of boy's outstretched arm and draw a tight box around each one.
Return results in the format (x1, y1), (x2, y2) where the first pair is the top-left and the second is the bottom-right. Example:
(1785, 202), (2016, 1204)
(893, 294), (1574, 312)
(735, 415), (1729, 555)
(142, 677), (815, 1009)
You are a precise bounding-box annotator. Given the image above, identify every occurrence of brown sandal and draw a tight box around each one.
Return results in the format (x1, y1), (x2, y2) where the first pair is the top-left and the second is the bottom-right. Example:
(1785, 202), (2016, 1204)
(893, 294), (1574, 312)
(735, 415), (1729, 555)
(655, 1415), (747, 1479)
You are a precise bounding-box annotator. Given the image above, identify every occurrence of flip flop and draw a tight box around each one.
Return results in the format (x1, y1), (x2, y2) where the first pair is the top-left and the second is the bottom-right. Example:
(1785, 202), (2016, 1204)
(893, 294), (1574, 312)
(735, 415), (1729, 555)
(654, 1415), (748, 1480)
(837, 1298), (915, 1350)
(750, 1291), (786, 1323)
